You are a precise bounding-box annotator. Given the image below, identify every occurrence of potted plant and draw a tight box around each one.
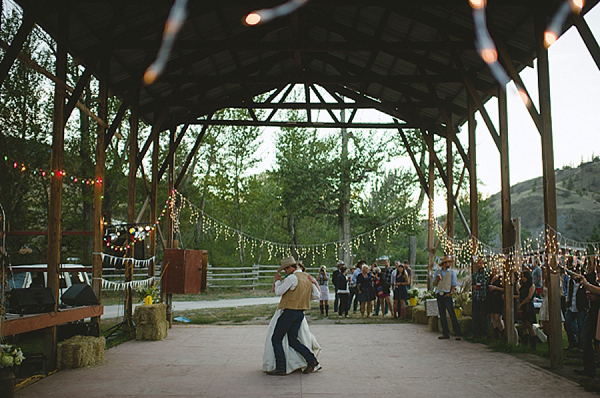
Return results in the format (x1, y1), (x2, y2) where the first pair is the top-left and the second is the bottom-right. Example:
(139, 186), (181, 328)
(0, 343), (25, 398)
(408, 288), (420, 306)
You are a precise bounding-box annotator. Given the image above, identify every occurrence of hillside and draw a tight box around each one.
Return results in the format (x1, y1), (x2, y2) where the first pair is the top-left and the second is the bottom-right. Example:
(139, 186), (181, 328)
(488, 157), (600, 242)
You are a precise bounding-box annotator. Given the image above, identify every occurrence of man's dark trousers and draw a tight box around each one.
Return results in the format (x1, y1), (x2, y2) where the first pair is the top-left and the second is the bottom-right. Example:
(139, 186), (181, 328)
(271, 309), (316, 371)
(471, 299), (488, 337)
(437, 294), (461, 336)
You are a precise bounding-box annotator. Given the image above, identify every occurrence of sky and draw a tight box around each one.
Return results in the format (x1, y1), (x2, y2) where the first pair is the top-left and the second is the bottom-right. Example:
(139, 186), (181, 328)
(253, 5), (600, 217)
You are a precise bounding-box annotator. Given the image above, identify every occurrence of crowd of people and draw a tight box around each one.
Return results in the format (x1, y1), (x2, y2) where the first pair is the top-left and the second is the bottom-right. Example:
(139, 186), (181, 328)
(314, 258), (413, 319)
(470, 253), (600, 378)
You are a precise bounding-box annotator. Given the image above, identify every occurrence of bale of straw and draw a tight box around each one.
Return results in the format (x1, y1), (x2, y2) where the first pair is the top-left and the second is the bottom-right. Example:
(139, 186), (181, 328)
(412, 306), (427, 324)
(133, 303), (167, 325)
(436, 316), (472, 336)
(133, 304), (168, 341)
(404, 305), (414, 320)
(57, 335), (105, 369)
(463, 300), (472, 316)
(428, 316), (439, 332)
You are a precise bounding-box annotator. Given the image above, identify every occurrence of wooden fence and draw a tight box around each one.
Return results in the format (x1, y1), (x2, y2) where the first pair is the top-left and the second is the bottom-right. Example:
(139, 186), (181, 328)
(98, 264), (430, 291)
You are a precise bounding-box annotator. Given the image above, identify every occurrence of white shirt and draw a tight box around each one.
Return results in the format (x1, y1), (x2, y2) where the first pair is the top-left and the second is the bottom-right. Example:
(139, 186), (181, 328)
(274, 269), (320, 300)
(569, 281), (580, 313)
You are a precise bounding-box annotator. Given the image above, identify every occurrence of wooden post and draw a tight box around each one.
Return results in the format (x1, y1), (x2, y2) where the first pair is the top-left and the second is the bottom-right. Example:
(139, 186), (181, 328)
(537, 12), (562, 369)
(91, 64), (108, 332)
(166, 126), (176, 326)
(446, 125), (454, 254)
(45, 7), (67, 372)
(498, 83), (516, 344)
(427, 153), (435, 290)
(468, 95), (478, 257)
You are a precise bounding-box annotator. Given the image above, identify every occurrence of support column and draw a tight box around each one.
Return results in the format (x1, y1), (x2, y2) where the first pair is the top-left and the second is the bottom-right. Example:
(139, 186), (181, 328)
(427, 153), (435, 290)
(499, 84), (516, 344)
(166, 126), (176, 326)
(125, 95), (138, 335)
(45, 7), (67, 372)
(446, 125), (454, 254)
(537, 13), (562, 369)
(92, 64), (108, 331)
(468, 95), (478, 258)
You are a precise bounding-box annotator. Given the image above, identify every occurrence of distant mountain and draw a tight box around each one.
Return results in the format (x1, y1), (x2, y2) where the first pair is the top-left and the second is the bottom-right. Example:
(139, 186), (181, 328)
(488, 157), (600, 243)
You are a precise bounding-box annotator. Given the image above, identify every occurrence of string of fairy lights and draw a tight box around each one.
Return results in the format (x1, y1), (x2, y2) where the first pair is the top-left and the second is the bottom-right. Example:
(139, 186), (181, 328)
(169, 189), (419, 262)
(2, 154), (102, 186)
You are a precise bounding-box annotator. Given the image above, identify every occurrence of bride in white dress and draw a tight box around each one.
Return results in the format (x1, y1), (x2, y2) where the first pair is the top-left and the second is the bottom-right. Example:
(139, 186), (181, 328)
(262, 266), (322, 374)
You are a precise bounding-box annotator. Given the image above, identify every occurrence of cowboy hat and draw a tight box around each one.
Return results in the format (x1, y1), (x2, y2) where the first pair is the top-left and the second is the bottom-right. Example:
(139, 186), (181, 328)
(337, 260), (345, 266)
(439, 255), (454, 265)
(278, 256), (299, 272)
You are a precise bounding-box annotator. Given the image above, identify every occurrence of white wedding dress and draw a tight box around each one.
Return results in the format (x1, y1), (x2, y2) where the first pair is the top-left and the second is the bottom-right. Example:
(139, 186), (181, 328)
(262, 308), (322, 374)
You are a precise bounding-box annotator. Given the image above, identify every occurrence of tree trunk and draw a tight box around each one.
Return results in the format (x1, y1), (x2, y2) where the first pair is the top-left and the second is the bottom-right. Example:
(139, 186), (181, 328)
(80, 83), (93, 264)
(408, 146), (427, 266)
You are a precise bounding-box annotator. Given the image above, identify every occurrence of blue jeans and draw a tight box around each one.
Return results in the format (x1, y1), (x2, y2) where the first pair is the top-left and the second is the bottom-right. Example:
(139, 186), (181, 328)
(374, 299), (388, 315)
(565, 310), (586, 347)
(348, 286), (359, 312)
(471, 299), (488, 337)
(437, 294), (461, 336)
(271, 309), (316, 371)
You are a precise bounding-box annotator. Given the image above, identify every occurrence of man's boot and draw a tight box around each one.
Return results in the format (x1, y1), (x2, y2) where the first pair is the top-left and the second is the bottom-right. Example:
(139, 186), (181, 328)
(325, 305), (329, 317)
(319, 304), (324, 316)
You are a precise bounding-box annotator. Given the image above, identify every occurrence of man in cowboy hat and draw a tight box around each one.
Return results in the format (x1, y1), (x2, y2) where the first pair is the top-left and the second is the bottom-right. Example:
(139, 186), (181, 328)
(433, 255), (462, 340)
(268, 256), (321, 375)
(332, 260), (345, 313)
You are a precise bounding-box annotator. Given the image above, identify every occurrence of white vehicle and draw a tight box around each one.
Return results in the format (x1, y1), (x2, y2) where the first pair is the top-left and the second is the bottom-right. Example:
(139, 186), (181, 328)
(8, 264), (92, 301)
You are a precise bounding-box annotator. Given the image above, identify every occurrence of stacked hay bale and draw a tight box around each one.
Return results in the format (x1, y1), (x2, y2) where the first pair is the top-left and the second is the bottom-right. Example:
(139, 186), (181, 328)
(133, 303), (168, 341)
(411, 306), (428, 324)
(57, 335), (105, 369)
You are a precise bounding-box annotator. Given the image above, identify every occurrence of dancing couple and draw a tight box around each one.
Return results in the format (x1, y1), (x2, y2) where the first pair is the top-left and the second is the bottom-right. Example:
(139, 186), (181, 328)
(262, 256), (322, 375)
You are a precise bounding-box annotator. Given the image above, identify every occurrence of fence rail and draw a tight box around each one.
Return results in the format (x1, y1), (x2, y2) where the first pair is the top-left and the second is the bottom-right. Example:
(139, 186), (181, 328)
(96, 264), (430, 291)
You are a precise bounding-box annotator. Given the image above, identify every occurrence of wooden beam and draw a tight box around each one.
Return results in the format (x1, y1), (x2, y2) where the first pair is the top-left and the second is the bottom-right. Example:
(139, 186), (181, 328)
(427, 153), (435, 290)
(175, 118), (212, 189)
(92, 60), (108, 330)
(189, 120), (413, 129)
(537, 11), (562, 369)
(45, 7), (67, 372)
(136, 109), (168, 168)
(104, 100), (130, 149)
(0, 11), (35, 89)
(0, 38), (108, 128)
(573, 13), (600, 72)
(468, 96), (478, 242)
(158, 124), (190, 180)
(1, 306), (104, 337)
(446, 125), (454, 246)
(63, 68), (93, 124)
(397, 125), (430, 199)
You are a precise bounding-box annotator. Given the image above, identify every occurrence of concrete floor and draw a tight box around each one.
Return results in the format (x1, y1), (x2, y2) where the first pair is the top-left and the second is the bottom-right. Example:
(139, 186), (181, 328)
(16, 322), (596, 398)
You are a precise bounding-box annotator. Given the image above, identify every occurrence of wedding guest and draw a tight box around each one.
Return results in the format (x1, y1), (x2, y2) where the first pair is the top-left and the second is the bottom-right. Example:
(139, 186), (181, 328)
(374, 269), (392, 318)
(487, 267), (505, 339)
(337, 266), (350, 317)
(357, 264), (375, 317)
(317, 265), (330, 316)
(518, 270), (536, 349)
(393, 262), (410, 319)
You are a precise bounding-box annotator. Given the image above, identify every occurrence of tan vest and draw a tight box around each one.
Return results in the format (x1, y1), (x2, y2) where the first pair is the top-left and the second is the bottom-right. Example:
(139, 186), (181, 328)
(438, 269), (453, 292)
(278, 272), (312, 310)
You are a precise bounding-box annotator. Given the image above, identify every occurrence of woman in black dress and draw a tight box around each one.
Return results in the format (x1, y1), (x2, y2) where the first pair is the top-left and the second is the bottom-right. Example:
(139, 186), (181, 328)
(487, 267), (504, 338)
(356, 264), (376, 317)
(518, 270), (536, 348)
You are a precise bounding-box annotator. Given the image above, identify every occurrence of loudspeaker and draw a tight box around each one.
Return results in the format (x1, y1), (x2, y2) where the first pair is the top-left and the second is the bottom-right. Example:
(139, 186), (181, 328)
(8, 287), (56, 314)
(61, 284), (98, 306)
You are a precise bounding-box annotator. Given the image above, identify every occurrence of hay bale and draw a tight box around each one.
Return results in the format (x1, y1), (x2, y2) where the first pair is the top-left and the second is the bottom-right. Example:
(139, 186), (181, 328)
(412, 306), (427, 324)
(462, 300), (472, 316)
(57, 335), (105, 369)
(136, 320), (169, 341)
(134, 304), (168, 341)
(436, 316), (472, 336)
(404, 305), (414, 320)
(428, 316), (439, 332)
(133, 303), (167, 325)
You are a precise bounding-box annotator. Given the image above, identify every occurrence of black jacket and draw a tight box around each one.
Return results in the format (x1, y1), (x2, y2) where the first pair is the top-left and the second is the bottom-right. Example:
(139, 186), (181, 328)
(567, 278), (588, 312)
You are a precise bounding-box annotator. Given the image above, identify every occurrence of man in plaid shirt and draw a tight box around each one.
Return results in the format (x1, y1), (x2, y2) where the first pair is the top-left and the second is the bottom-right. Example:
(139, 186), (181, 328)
(472, 257), (490, 337)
